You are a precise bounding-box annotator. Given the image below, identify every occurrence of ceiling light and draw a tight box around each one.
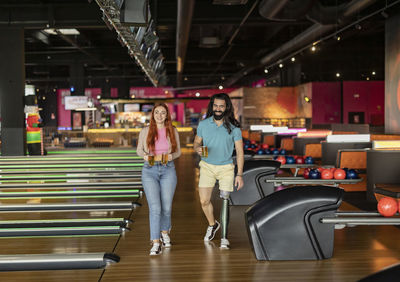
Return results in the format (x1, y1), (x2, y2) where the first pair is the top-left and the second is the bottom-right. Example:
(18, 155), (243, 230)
(264, 68), (268, 73)
(291, 57), (295, 62)
(311, 46), (316, 52)
(70, 86), (75, 92)
(218, 85), (224, 90)
(336, 73), (340, 78)
(279, 63), (283, 68)
(366, 77), (370, 81)
(335, 35), (341, 41)
(131, 94), (135, 98)
(221, 76), (225, 80)
(304, 96), (311, 103)
(372, 71), (376, 75)
(96, 95), (101, 99)
(184, 77), (188, 81)
(195, 92), (200, 97)
(43, 28), (80, 35)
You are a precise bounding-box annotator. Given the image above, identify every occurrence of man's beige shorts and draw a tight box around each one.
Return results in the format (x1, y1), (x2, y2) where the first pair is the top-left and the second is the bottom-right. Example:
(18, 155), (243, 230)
(198, 160), (235, 192)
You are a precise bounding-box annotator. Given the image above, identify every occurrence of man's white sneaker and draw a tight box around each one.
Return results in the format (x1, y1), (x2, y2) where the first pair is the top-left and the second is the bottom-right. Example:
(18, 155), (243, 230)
(204, 221), (220, 241)
(150, 242), (162, 255)
(220, 238), (230, 249)
(161, 232), (171, 247)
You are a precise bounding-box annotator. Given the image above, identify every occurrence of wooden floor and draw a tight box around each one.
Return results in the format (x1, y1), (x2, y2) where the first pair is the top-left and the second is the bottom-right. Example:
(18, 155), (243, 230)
(1, 148), (400, 281)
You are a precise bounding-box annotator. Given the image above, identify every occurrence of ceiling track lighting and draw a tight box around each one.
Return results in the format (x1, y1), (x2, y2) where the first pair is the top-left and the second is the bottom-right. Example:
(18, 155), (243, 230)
(94, 0), (167, 87)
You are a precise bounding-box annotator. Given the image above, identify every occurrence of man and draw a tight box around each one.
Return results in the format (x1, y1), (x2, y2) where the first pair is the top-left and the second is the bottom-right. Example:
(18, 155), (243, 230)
(194, 93), (244, 249)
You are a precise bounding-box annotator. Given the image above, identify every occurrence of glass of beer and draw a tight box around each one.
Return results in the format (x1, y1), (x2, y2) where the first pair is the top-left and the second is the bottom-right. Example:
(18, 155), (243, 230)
(148, 155), (155, 166)
(161, 153), (168, 165)
(201, 146), (208, 158)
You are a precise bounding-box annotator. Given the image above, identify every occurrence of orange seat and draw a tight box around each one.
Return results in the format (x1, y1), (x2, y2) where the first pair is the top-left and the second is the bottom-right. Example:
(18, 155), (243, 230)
(304, 143), (321, 158)
(249, 131), (261, 143)
(263, 135), (275, 147)
(242, 130), (249, 139)
(370, 134), (400, 141)
(280, 138), (293, 151)
(337, 150), (367, 192)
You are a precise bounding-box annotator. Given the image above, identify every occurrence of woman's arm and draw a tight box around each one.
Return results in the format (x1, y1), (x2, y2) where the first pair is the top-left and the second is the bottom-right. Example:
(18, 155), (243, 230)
(170, 128), (181, 160)
(136, 128), (146, 158)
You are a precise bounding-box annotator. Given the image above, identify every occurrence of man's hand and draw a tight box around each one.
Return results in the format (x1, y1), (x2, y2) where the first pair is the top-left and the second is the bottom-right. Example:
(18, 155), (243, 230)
(194, 135), (203, 156)
(195, 147), (203, 156)
(143, 155), (148, 162)
(235, 175), (244, 190)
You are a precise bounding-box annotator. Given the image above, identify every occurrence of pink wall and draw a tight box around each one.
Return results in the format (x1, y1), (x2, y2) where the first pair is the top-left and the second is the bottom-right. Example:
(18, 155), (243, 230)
(177, 88), (237, 98)
(311, 82), (341, 124)
(57, 89), (71, 128)
(186, 100), (209, 113)
(343, 81), (384, 125)
(129, 87), (174, 98)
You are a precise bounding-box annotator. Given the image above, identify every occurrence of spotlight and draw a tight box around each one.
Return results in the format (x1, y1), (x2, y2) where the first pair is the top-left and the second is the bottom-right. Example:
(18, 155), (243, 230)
(311, 46), (316, 52)
(381, 11), (389, 19)
(279, 63), (283, 68)
(131, 94), (135, 98)
(221, 76), (225, 80)
(366, 77), (370, 81)
(96, 95), (101, 99)
(195, 92), (200, 97)
(264, 68), (268, 74)
(372, 71), (376, 75)
(334, 35), (341, 41)
(336, 73), (341, 78)
(218, 85), (224, 90)
(184, 77), (188, 81)
(304, 96), (311, 103)
(291, 57), (295, 62)
(70, 86), (75, 92)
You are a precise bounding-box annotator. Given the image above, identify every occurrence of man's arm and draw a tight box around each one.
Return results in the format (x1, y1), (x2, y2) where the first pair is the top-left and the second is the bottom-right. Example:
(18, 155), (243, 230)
(234, 139), (244, 190)
(193, 135), (203, 155)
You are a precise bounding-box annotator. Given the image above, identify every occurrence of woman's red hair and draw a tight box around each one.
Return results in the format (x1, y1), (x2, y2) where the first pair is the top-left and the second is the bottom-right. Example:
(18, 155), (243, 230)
(146, 103), (177, 154)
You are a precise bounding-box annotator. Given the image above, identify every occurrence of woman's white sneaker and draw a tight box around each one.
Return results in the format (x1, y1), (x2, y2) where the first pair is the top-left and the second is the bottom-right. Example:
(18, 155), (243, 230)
(161, 232), (171, 247)
(150, 242), (162, 255)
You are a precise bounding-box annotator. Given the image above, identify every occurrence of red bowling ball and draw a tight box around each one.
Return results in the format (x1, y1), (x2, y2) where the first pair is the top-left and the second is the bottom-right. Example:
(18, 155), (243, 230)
(303, 168), (311, 179)
(295, 156), (305, 164)
(262, 144), (269, 149)
(276, 156), (286, 165)
(377, 197), (398, 217)
(333, 169), (346, 180)
(317, 167), (324, 173)
(321, 169), (334, 179)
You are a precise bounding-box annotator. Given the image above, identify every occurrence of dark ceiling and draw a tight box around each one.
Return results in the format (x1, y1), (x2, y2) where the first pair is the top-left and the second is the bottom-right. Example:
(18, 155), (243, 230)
(1, 0), (400, 95)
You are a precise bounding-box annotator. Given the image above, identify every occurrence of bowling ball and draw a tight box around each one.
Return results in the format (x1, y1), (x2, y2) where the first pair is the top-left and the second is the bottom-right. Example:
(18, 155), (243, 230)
(303, 168), (311, 179)
(244, 139), (251, 146)
(285, 156), (295, 164)
(262, 144), (269, 149)
(346, 169), (358, 179)
(273, 156), (278, 160)
(265, 149), (271, 155)
(295, 156), (305, 164)
(272, 148), (280, 155)
(276, 156), (286, 164)
(275, 185), (286, 192)
(309, 169), (321, 179)
(377, 197), (398, 217)
(280, 149), (286, 155)
(329, 167), (336, 174)
(244, 144), (250, 150)
(251, 144), (257, 149)
(256, 149), (264, 155)
(333, 169), (346, 179)
(250, 140), (257, 144)
(317, 167), (324, 173)
(321, 169), (334, 179)
(304, 156), (314, 164)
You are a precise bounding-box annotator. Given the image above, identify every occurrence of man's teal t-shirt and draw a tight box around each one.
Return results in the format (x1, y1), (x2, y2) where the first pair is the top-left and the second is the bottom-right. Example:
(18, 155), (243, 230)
(196, 117), (242, 165)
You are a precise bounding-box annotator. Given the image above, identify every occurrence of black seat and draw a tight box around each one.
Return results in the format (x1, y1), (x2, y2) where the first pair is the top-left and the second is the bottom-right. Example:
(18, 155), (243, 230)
(230, 160), (280, 205)
(245, 186), (343, 260)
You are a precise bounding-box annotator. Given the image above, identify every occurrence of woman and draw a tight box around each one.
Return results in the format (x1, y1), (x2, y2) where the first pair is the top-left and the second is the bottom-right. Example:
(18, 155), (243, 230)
(137, 104), (181, 255)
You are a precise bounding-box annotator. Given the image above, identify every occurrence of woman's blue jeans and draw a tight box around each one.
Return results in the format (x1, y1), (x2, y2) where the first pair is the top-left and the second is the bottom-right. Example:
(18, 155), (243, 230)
(142, 161), (177, 241)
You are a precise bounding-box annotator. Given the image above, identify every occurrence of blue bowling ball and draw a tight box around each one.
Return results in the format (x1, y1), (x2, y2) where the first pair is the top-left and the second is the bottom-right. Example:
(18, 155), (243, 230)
(244, 144), (250, 150)
(346, 169), (358, 179)
(285, 156), (295, 164)
(251, 144), (257, 149)
(244, 139), (251, 146)
(272, 148), (280, 155)
(256, 149), (264, 155)
(279, 149), (286, 155)
(265, 149), (271, 155)
(309, 169), (321, 179)
(273, 156), (278, 160)
(304, 156), (314, 164)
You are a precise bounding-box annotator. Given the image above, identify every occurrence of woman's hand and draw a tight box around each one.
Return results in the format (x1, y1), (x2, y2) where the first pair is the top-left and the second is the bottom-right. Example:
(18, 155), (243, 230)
(168, 154), (172, 161)
(143, 155), (149, 162)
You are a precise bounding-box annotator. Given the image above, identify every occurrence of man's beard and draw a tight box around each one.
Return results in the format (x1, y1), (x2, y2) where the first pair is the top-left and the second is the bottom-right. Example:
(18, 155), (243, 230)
(213, 111), (225, 120)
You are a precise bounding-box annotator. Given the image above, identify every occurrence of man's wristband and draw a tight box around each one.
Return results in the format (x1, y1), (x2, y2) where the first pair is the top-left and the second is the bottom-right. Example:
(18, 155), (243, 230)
(236, 174), (243, 177)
